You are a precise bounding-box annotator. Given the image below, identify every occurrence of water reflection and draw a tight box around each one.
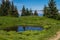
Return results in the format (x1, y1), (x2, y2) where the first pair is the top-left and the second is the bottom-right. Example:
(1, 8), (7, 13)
(0, 26), (44, 32)
(18, 26), (43, 32)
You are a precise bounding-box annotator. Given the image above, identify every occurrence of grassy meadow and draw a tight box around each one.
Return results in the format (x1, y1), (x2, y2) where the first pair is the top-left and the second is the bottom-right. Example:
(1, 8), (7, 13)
(0, 16), (60, 40)
(0, 16), (60, 28)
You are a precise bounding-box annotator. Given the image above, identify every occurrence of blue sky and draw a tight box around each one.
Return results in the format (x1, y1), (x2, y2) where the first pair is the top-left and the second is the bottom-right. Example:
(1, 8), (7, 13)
(13, 0), (49, 10)
(0, 0), (60, 15)
(9, 0), (60, 11)
(0, 0), (60, 12)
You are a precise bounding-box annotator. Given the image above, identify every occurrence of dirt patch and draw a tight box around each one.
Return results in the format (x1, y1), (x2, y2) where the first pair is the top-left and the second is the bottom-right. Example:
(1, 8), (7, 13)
(49, 31), (60, 40)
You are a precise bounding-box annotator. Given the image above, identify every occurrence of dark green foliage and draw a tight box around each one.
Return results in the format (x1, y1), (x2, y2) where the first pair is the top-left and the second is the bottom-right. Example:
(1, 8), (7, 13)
(0, 0), (19, 17)
(10, 1), (15, 16)
(21, 5), (26, 16)
(25, 8), (31, 16)
(29, 9), (33, 16)
(43, 5), (49, 17)
(43, 0), (59, 19)
(56, 14), (60, 20)
(48, 0), (58, 18)
(34, 10), (38, 16)
(14, 6), (19, 17)
(1, 0), (11, 16)
(10, 2), (19, 17)
(25, 8), (29, 16)
(1, 26), (18, 32)
(0, 4), (1, 16)
(0, 0), (7, 16)
(21, 6), (33, 16)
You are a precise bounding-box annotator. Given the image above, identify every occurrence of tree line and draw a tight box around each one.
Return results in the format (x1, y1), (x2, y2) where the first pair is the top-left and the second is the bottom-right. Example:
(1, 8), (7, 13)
(43, 0), (60, 20)
(21, 5), (38, 16)
(0, 0), (38, 17)
(0, 0), (19, 17)
(0, 0), (60, 20)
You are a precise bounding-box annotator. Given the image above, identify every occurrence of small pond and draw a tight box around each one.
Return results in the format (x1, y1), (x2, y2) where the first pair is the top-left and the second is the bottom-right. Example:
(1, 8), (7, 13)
(17, 26), (44, 32)
(0, 26), (44, 32)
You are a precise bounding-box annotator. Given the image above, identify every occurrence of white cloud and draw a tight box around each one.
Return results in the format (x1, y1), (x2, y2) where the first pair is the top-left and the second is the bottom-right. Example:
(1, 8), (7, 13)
(59, 11), (60, 13)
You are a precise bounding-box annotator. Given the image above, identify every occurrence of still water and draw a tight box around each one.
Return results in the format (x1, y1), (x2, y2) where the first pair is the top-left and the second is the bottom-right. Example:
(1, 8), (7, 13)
(17, 26), (43, 32)
(0, 26), (44, 32)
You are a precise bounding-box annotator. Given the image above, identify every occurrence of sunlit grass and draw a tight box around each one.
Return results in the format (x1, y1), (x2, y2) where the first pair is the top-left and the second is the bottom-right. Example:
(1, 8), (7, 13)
(0, 16), (60, 28)
(0, 16), (60, 40)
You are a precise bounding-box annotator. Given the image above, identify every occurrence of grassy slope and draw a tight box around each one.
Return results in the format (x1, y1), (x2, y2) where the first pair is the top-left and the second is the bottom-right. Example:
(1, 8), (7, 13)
(0, 16), (60, 40)
(0, 16), (60, 28)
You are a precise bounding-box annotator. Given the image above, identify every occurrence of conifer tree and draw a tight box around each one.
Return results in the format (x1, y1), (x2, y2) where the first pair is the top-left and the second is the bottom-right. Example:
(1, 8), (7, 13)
(29, 9), (33, 16)
(10, 1), (15, 16)
(5, 0), (11, 16)
(1, 0), (6, 16)
(21, 6), (33, 16)
(48, 0), (58, 18)
(21, 5), (26, 16)
(25, 8), (31, 16)
(13, 6), (19, 17)
(0, 0), (11, 16)
(43, 0), (59, 19)
(0, 3), (1, 16)
(34, 10), (38, 16)
(10, 1), (19, 17)
(0, 0), (19, 17)
(43, 5), (49, 17)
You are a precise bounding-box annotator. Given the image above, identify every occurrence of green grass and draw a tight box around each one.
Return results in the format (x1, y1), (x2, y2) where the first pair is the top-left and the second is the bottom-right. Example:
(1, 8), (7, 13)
(0, 30), (56, 40)
(0, 16), (60, 40)
(0, 16), (60, 28)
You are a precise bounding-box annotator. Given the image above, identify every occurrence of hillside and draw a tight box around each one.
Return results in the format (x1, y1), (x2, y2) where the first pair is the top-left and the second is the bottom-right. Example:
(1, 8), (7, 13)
(0, 16), (60, 28)
(0, 16), (60, 40)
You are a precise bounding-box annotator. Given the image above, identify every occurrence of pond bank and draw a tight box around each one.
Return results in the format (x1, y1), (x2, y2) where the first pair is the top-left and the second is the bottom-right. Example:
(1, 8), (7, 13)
(0, 26), (44, 32)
